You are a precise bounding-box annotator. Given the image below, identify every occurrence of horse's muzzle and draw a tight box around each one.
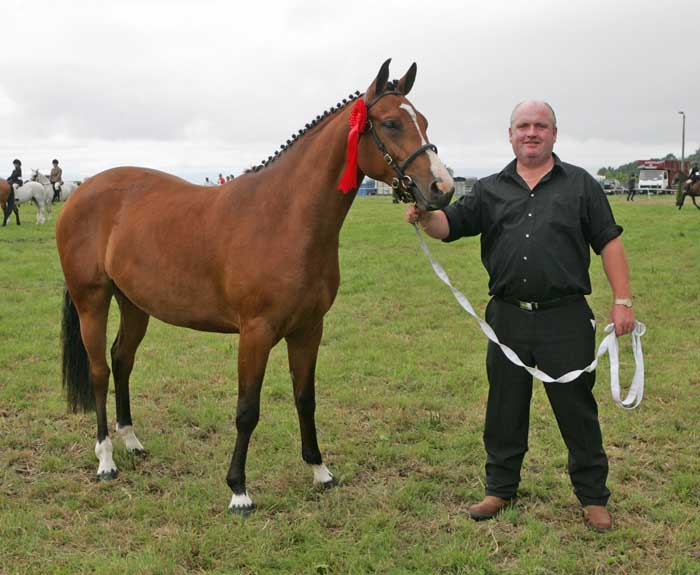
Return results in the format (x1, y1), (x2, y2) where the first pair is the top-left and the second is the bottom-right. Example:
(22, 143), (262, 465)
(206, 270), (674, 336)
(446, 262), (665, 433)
(415, 179), (454, 211)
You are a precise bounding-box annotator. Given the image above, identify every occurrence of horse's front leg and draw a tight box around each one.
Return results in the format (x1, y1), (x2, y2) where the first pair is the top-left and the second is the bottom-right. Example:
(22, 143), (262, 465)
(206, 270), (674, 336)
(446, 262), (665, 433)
(286, 322), (336, 490)
(226, 319), (276, 516)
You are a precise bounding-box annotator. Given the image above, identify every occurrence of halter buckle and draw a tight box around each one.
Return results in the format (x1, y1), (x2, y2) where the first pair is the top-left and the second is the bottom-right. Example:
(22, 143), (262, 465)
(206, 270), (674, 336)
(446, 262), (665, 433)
(384, 153), (394, 167)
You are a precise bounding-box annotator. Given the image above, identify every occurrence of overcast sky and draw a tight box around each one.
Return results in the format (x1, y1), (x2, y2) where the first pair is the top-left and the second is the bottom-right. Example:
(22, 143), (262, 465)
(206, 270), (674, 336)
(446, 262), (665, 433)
(3, 0), (698, 183)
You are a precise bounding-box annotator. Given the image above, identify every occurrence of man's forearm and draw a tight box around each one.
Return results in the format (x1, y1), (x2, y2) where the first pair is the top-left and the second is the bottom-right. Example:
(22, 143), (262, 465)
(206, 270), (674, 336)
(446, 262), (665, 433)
(417, 210), (450, 240)
(601, 237), (631, 298)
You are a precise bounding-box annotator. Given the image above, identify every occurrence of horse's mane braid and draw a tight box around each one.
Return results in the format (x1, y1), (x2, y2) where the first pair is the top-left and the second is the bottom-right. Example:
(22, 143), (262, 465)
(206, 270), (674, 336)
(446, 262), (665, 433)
(249, 90), (363, 173)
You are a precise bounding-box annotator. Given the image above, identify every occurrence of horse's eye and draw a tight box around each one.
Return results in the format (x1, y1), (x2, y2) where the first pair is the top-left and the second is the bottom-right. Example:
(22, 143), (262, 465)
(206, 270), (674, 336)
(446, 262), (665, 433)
(382, 119), (399, 131)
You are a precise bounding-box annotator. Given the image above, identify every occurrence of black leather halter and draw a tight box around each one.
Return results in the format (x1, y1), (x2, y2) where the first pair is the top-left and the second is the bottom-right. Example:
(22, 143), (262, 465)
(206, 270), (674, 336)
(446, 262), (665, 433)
(364, 91), (438, 204)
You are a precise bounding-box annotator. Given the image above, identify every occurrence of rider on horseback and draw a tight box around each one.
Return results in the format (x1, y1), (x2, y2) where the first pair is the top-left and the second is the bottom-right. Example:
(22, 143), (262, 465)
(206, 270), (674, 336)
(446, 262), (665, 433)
(687, 164), (700, 185)
(4, 159), (22, 222)
(50, 159), (63, 203)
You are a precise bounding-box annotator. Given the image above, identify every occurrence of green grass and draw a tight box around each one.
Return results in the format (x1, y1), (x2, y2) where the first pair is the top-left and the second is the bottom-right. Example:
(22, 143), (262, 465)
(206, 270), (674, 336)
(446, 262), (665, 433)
(1, 195), (699, 574)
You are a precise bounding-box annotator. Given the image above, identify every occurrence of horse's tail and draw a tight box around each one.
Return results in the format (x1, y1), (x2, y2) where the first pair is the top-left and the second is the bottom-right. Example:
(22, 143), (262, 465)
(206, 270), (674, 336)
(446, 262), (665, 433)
(61, 287), (95, 413)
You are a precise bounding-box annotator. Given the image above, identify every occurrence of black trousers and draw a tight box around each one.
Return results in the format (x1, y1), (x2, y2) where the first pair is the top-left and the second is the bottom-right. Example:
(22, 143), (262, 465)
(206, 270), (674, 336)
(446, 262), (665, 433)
(482, 297), (610, 506)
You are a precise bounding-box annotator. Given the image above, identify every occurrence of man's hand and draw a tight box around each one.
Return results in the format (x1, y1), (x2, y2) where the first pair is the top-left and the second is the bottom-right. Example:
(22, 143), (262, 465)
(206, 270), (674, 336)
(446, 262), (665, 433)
(404, 204), (450, 239)
(405, 204), (426, 225)
(610, 304), (636, 336)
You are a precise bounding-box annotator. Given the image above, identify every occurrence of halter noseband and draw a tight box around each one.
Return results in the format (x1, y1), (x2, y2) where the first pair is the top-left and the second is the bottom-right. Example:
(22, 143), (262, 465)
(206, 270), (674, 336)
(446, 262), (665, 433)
(364, 91), (438, 204)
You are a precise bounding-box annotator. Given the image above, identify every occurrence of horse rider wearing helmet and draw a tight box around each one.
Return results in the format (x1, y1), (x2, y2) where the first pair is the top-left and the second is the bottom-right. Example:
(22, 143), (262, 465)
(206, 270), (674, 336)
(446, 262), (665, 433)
(687, 164), (700, 185)
(4, 159), (22, 223)
(50, 159), (64, 203)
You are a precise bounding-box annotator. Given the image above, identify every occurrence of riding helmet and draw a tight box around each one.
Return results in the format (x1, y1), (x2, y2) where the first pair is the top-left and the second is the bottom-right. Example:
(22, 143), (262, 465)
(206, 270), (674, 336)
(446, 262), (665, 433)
(52, 159), (59, 164)
(13, 159), (21, 166)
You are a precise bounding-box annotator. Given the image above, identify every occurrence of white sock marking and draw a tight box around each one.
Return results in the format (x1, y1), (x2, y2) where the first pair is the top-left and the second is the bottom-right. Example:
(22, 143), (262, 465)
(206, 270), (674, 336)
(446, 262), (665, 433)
(116, 424), (145, 452)
(228, 492), (254, 509)
(95, 437), (118, 476)
(312, 463), (334, 484)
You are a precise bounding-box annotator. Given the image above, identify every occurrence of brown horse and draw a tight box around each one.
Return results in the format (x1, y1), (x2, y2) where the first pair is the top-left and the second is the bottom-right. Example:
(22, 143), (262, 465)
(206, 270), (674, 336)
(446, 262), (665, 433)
(56, 59), (454, 514)
(678, 179), (700, 210)
(1, 179), (20, 226)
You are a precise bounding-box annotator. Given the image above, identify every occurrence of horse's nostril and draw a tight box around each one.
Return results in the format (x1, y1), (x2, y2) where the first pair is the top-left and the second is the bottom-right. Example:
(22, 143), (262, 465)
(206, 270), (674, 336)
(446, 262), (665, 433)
(430, 179), (442, 195)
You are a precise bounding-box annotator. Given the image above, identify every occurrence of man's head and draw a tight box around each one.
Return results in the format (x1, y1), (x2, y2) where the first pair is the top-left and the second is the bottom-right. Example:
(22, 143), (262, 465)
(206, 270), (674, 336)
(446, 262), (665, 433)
(509, 101), (557, 168)
(13, 159), (21, 166)
(52, 159), (59, 166)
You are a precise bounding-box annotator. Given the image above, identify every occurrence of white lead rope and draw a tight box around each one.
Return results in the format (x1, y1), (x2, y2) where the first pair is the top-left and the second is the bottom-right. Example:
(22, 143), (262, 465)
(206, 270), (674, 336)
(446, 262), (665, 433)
(413, 225), (646, 409)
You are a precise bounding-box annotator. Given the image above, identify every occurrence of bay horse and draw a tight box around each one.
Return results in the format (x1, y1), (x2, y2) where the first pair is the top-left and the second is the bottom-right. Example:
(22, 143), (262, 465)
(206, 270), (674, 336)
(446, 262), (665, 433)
(0, 178), (20, 226)
(56, 59), (455, 515)
(678, 179), (700, 210)
(1, 179), (20, 226)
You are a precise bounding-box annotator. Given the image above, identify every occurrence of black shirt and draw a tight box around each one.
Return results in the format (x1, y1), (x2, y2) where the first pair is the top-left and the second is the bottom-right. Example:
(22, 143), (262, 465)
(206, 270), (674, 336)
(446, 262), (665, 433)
(442, 154), (622, 301)
(7, 166), (22, 184)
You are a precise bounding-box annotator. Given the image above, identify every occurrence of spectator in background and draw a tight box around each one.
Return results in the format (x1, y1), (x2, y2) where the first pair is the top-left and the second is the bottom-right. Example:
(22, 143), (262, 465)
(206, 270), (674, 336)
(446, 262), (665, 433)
(50, 159), (64, 203)
(4, 159), (22, 224)
(626, 174), (636, 202)
(218, 173), (225, 185)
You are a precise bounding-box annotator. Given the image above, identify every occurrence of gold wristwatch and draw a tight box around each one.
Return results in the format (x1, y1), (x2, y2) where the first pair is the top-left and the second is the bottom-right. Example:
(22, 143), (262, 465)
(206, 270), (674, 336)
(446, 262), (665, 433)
(614, 298), (633, 308)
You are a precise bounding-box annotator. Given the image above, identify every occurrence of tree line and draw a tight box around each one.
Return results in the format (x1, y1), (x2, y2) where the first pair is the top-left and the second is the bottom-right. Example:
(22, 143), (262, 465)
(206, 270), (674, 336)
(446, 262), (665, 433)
(597, 147), (700, 182)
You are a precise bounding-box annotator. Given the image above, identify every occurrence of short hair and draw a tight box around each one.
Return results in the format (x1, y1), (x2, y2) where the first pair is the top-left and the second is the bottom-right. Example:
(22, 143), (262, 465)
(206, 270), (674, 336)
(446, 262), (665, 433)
(510, 101), (557, 128)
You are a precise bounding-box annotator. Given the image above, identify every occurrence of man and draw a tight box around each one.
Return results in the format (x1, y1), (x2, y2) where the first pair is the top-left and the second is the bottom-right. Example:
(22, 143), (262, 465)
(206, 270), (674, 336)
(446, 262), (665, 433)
(406, 101), (635, 532)
(4, 159), (22, 224)
(50, 159), (63, 203)
(626, 174), (636, 201)
(686, 164), (699, 186)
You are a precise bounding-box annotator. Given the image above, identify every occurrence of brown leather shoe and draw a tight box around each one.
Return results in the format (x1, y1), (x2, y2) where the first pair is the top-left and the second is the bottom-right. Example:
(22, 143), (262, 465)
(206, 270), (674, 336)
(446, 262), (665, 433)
(468, 496), (515, 521)
(582, 505), (613, 532)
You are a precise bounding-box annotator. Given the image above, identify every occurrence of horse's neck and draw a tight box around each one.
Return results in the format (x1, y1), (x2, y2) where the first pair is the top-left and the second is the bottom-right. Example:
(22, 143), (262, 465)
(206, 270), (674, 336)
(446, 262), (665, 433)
(262, 108), (357, 238)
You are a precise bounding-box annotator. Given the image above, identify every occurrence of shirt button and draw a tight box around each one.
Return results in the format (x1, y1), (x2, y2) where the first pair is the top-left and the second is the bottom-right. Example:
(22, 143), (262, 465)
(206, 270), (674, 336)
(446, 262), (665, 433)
(525, 233), (530, 238)
(523, 256), (528, 261)
(523, 278), (528, 283)
(528, 212), (533, 217)
(530, 193), (534, 198)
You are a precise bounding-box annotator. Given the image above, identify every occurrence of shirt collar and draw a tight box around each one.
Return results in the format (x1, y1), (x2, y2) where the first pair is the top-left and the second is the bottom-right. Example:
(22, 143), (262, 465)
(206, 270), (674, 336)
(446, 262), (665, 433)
(499, 153), (568, 180)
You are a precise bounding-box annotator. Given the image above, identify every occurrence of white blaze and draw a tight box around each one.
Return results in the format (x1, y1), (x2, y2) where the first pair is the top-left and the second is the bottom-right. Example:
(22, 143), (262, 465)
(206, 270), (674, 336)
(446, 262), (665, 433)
(399, 103), (454, 191)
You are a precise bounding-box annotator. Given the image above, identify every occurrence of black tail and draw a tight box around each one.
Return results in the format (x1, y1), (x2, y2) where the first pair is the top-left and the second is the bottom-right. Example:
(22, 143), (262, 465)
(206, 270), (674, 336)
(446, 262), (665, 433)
(61, 288), (95, 413)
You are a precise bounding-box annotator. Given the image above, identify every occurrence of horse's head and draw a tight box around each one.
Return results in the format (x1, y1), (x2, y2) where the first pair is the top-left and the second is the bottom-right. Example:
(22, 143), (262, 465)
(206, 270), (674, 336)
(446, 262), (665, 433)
(358, 59), (454, 211)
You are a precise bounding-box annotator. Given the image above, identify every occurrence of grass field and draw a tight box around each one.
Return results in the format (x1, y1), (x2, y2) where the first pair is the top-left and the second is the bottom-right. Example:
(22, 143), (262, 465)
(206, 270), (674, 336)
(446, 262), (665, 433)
(1, 194), (699, 574)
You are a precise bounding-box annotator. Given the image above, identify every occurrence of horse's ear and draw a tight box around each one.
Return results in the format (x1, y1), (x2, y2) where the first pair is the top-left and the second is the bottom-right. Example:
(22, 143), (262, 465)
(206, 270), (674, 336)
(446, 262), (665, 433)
(397, 62), (417, 96)
(365, 58), (391, 103)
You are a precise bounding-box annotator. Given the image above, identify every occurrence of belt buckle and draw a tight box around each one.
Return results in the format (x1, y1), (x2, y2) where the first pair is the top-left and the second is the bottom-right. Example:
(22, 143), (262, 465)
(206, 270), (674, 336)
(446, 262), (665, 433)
(518, 300), (534, 311)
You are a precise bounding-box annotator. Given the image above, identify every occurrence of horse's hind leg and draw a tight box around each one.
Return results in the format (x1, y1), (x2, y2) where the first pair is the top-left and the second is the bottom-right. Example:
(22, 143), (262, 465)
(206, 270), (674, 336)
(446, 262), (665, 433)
(74, 286), (116, 479)
(111, 292), (150, 455)
(226, 319), (276, 515)
(692, 195), (700, 210)
(286, 323), (336, 489)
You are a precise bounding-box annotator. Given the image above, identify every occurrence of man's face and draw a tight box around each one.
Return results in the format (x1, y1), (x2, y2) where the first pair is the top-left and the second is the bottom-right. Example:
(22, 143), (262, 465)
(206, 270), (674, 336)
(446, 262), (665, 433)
(509, 102), (557, 167)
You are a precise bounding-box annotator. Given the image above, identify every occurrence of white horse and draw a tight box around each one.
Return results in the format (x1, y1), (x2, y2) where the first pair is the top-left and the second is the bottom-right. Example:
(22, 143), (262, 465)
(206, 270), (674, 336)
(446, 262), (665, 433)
(8, 180), (51, 224)
(31, 169), (78, 203)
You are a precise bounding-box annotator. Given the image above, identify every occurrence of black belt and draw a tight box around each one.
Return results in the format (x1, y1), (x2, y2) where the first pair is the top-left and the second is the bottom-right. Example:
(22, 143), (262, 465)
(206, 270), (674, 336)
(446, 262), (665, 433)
(497, 294), (583, 311)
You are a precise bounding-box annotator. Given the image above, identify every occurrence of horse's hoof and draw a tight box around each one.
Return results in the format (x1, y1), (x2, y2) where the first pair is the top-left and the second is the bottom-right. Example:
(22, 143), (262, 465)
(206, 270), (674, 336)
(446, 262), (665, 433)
(127, 448), (147, 457)
(97, 469), (118, 481)
(228, 503), (256, 518)
(320, 477), (338, 490)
